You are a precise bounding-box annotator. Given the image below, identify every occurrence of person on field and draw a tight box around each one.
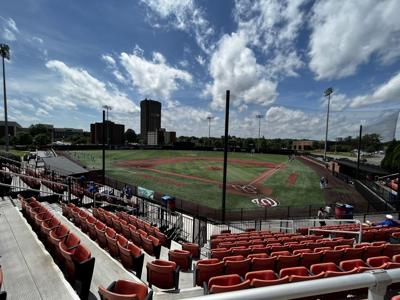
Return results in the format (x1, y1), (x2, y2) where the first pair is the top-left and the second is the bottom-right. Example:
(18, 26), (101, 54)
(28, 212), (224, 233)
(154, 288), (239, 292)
(320, 177), (325, 189)
(317, 207), (327, 226)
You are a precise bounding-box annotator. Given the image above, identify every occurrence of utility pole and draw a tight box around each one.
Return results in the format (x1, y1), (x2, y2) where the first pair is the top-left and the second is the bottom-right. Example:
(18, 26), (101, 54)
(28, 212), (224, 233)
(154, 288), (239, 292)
(324, 87), (333, 161)
(256, 114), (264, 153)
(102, 110), (106, 184)
(1, 44), (10, 152)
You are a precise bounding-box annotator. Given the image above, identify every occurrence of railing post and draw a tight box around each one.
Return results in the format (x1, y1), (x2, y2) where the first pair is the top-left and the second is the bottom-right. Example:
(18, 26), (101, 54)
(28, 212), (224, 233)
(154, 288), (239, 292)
(67, 176), (71, 204)
(367, 270), (392, 300)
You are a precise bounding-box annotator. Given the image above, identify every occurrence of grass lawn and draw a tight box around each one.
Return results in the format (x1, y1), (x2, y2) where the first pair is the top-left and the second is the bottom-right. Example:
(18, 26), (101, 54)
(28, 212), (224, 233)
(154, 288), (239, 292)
(70, 150), (324, 209)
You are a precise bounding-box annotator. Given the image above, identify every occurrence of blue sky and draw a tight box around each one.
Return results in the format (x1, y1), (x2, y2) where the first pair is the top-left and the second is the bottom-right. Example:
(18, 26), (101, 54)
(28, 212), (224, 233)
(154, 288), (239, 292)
(1, 0), (400, 140)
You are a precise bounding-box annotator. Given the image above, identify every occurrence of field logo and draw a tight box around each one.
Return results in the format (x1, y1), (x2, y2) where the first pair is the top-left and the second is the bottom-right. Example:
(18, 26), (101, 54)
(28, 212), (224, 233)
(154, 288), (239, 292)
(251, 197), (279, 207)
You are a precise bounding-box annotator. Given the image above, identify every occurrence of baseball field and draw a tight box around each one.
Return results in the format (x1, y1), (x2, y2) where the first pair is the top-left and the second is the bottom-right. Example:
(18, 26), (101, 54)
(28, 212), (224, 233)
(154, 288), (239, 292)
(69, 150), (326, 210)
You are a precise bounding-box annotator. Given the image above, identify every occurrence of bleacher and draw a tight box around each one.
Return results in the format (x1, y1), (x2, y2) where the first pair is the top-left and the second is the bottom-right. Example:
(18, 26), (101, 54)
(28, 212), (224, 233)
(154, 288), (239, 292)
(3, 162), (400, 299)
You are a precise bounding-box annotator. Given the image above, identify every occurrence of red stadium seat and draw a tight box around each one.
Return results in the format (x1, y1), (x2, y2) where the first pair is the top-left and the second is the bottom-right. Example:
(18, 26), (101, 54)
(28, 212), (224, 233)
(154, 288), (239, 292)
(41, 217), (61, 243)
(98, 279), (152, 300)
(250, 245), (269, 254)
(280, 266), (324, 282)
(270, 245), (289, 253)
(245, 270), (289, 287)
(276, 254), (300, 272)
(251, 256), (276, 271)
(120, 222), (131, 240)
(310, 262), (340, 275)
(208, 274), (250, 294)
(314, 247), (332, 253)
(211, 248), (231, 260)
(95, 222), (107, 248)
(232, 247), (251, 257)
(224, 257), (251, 277)
(248, 253), (269, 259)
(340, 259), (372, 272)
(105, 228), (119, 257)
(270, 251), (291, 257)
(118, 240), (144, 279)
(86, 215), (98, 240)
(321, 249), (344, 265)
(363, 245), (384, 260)
(194, 259), (224, 287)
(383, 244), (400, 258)
(182, 243), (200, 260)
(49, 224), (69, 255)
(367, 256), (400, 269)
(300, 252), (322, 269)
(292, 249), (312, 255)
(342, 247), (365, 260)
(130, 229), (142, 247)
(146, 260), (179, 290)
(168, 249), (192, 271)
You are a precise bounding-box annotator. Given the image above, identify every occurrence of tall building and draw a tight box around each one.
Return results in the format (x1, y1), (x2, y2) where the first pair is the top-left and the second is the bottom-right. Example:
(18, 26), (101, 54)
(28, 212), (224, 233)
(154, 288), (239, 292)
(140, 99), (161, 144)
(90, 121), (125, 145)
(0, 121), (22, 138)
(53, 128), (84, 141)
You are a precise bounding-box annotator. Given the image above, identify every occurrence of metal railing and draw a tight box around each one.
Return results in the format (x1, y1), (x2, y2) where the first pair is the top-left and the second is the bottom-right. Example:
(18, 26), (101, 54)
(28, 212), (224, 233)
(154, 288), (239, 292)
(190, 269), (400, 300)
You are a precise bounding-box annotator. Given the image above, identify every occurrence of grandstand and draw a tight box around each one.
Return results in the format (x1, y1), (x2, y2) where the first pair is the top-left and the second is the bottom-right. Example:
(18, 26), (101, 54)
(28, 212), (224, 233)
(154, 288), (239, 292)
(2, 155), (400, 300)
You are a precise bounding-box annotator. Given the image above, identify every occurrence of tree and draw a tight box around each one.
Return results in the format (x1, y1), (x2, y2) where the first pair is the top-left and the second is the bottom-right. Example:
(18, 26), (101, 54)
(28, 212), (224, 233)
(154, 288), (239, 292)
(124, 129), (137, 143)
(381, 140), (400, 171)
(15, 132), (33, 145)
(362, 133), (382, 153)
(29, 124), (51, 137)
(33, 133), (50, 146)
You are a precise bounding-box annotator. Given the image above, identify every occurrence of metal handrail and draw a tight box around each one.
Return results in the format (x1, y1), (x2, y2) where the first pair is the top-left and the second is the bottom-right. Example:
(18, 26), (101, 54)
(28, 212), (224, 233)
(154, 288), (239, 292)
(190, 269), (398, 300)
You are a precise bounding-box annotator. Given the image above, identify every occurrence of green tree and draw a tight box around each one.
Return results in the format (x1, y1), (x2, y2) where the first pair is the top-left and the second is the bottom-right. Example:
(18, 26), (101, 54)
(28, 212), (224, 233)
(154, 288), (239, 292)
(381, 140), (400, 171)
(15, 132), (33, 145)
(124, 129), (137, 143)
(362, 133), (382, 153)
(33, 133), (51, 146)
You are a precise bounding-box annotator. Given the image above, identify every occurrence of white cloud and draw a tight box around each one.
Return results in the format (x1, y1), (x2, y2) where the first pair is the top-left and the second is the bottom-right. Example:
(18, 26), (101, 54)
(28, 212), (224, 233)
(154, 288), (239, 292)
(101, 54), (116, 67)
(196, 55), (205, 66)
(234, 0), (306, 77)
(140, 0), (214, 53)
(309, 0), (400, 80)
(45, 60), (139, 113)
(205, 33), (278, 110)
(36, 107), (49, 116)
(350, 72), (400, 108)
(120, 47), (192, 100)
(1, 17), (19, 41)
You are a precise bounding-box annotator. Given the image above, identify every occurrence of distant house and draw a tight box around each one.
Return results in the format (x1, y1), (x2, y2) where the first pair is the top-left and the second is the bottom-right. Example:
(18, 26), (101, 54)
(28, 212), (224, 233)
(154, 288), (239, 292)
(292, 140), (314, 151)
(0, 121), (22, 138)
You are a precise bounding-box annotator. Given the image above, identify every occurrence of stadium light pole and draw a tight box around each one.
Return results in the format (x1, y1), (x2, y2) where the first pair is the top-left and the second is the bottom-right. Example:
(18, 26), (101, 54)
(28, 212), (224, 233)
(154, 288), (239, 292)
(206, 115), (214, 139)
(1, 44), (10, 152)
(102, 110), (106, 184)
(323, 87), (333, 161)
(256, 114), (264, 153)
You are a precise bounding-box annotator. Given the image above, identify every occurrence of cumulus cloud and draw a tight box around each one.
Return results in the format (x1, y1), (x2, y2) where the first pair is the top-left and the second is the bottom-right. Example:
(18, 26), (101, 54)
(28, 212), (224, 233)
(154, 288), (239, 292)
(101, 54), (116, 67)
(140, 0), (214, 53)
(45, 60), (139, 113)
(350, 72), (400, 108)
(204, 33), (278, 110)
(309, 0), (400, 80)
(120, 47), (192, 100)
(0, 17), (19, 41)
(234, 0), (306, 78)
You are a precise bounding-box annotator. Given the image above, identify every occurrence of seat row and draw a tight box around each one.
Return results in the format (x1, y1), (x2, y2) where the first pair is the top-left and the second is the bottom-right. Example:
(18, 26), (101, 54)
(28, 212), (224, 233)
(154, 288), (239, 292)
(203, 255), (400, 296)
(212, 238), (355, 255)
(194, 246), (400, 287)
(62, 203), (145, 278)
(211, 234), (326, 249)
(19, 196), (95, 300)
(211, 229), (301, 240)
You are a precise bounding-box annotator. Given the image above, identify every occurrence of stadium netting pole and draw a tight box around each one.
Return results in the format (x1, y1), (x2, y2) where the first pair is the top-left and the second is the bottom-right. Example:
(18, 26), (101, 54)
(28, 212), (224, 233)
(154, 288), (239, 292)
(356, 125), (362, 179)
(102, 110), (106, 184)
(222, 90), (230, 223)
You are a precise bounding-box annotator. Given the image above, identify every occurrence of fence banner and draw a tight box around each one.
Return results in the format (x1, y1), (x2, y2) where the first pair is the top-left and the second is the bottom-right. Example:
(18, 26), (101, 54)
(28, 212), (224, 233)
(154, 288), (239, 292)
(138, 186), (154, 200)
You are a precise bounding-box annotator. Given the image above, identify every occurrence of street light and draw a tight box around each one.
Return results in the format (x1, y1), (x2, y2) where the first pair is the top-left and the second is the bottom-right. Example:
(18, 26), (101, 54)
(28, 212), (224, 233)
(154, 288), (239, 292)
(206, 116), (214, 139)
(1, 44), (10, 152)
(323, 87), (333, 161)
(256, 114), (264, 152)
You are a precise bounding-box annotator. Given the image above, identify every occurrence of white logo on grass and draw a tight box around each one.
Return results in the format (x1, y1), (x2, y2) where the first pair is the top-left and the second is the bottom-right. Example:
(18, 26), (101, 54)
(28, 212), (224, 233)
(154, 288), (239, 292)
(251, 197), (279, 207)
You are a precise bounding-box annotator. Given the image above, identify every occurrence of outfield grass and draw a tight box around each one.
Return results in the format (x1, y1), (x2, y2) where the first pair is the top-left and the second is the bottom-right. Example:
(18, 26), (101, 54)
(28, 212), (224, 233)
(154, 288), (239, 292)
(70, 150), (324, 209)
